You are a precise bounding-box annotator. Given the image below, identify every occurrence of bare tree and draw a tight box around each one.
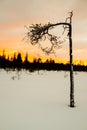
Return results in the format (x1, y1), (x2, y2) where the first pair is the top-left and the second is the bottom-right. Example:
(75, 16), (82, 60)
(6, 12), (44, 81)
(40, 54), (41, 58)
(24, 11), (75, 107)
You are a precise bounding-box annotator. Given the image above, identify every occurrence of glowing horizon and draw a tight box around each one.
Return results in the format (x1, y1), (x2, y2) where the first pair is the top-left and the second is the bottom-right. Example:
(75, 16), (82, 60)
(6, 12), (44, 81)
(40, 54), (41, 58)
(0, 49), (87, 66)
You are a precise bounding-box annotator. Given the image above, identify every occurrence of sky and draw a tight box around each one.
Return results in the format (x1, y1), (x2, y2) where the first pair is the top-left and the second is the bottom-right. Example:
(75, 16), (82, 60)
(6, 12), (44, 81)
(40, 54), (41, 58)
(0, 0), (87, 61)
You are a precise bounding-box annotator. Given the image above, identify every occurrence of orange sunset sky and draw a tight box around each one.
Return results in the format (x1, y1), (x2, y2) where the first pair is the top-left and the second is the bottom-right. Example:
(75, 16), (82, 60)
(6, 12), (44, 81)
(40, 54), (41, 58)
(0, 0), (87, 63)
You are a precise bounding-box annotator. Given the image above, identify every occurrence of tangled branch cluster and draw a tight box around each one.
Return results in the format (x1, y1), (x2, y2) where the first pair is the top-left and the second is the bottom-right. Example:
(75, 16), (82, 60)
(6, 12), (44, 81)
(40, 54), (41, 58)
(24, 11), (73, 54)
(24, 23), (51, 44)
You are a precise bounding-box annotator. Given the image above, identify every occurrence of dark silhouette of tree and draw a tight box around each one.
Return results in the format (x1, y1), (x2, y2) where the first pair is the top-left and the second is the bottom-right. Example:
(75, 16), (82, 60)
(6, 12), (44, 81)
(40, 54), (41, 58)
(24, 53), (29, 63)
(16, 53), (22, 68)
(24, 11), (75, 107)
(0, 51), (87, 72)
(37, 58), (42, 63)
(12, 53), (17, 68)
(23, 53), (29, 69)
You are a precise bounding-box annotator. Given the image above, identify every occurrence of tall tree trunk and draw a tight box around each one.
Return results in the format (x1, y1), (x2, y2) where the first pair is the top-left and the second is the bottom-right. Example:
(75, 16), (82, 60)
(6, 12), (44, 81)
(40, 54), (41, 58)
(69, 23), (75, 107)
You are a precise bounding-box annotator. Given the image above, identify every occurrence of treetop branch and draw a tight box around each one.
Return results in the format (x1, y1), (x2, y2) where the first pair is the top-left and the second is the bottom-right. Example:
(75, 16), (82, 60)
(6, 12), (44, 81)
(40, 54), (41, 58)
(24, 11), (72, 54)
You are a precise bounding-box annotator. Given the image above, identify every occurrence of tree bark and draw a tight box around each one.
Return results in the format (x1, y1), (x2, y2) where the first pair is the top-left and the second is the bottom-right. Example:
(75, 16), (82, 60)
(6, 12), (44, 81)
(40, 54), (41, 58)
(69, 24), (74, 107)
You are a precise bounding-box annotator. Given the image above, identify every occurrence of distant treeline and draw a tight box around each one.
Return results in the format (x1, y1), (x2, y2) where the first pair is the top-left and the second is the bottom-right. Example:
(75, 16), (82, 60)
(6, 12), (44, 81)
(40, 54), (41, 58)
(0, 52), (87, 72)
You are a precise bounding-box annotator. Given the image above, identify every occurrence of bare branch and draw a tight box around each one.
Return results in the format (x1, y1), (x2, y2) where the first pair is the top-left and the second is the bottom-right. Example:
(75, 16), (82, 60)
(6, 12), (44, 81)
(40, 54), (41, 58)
(24, 12), (72, 54)
(62, 11), (73, 35)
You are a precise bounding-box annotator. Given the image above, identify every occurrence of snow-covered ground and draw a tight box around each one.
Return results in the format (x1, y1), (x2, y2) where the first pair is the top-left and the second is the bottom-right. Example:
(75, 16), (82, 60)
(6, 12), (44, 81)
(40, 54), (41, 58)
(0, 69), (87, 130)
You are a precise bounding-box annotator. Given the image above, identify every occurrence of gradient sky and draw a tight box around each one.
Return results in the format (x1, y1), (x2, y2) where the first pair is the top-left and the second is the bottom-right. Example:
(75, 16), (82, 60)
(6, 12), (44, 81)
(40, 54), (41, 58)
(0, 0), (87, 61)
